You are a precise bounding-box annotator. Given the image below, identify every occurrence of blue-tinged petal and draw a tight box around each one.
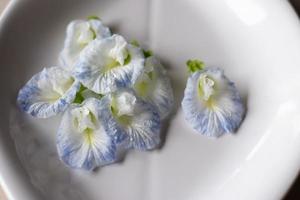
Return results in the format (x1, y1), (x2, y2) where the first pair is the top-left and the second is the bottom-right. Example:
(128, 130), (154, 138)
(134, 56), (174, 119)
(59, 19), (111, 70)
(17, 67), (80, 118)
(73, 34), (145, 94)
(57, 98), (116, 170)
(181, 68), (245, 137)
(99, 89), (161, 150)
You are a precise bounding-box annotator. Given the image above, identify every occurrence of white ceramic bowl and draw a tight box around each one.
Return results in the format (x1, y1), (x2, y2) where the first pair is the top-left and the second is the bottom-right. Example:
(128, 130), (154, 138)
(1, 0), (300, 199)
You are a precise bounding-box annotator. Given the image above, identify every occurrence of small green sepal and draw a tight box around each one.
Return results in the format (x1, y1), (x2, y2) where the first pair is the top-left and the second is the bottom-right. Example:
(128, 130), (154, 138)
(143, 50), (153, 58)
(186, 59), (205, 73)
(124, 53), (131, 65)
(87, 15), (101, 21)
(73, 85), (87, 104)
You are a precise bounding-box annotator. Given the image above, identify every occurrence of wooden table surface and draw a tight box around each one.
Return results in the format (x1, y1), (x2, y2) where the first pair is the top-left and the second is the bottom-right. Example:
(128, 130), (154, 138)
(0, 1), (300, 200)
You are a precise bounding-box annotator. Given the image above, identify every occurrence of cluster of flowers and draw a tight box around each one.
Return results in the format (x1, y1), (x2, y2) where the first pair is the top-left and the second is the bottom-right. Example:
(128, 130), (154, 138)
(17, 17), (174, 171)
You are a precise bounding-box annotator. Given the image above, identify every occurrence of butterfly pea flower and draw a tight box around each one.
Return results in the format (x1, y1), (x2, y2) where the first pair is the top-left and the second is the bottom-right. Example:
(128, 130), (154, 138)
(57, 98), (116, 170)
(73, 34), (145, 94)
(17, 67), (80, 118)
(181, 60), (245, 137)
(133, 56), (174, 119)
(59, 18), (111, 70)
(99, 89), (161, 150)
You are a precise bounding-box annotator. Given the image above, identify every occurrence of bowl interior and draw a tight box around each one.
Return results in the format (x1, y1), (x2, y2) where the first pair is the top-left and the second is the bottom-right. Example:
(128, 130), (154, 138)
(1, 0), (300, 200)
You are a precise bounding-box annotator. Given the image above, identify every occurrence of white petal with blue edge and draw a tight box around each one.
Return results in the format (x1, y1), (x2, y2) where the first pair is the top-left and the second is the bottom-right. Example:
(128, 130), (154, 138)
(73, 34), (145, 94)
(57, 98), (116, 170)
(134, 56), (174, 119)
(59, 19), (111, 70)
(99, 89), (161, 150)
(17, 66), (80, 118)
(182, 67), (245, 137)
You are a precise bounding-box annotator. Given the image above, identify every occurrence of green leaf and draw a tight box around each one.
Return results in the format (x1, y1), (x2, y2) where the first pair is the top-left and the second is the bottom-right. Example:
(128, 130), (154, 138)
(143, 50), (153, 58)
(186, 59), (205, 73)
(87, 15), (100, 20)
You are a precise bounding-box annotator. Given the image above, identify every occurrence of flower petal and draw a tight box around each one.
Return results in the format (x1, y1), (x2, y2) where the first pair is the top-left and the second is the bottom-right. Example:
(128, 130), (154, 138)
(89, 19), (111, 39)
(134, 56), (174, 119)
(17, 67), (80, 118)
(59, 19), (111, 70)
(181, 68), (245, 137)
(99, 89), (161, 150)
(57, 98), (116, 170)
(73, 34), (145, 94)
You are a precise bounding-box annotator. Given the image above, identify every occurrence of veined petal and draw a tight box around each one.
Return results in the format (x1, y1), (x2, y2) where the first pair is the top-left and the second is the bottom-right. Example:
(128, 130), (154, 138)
(73, 34), (145, 94)
(59, 19), (111, 70)
(108, 35), (128, 65)
(134, 56), (174, 119)
(57, 98), (116, 170)
(181, 68), (245, 137)
(99, 89), (161, 150)
(17, 67), (80, 118)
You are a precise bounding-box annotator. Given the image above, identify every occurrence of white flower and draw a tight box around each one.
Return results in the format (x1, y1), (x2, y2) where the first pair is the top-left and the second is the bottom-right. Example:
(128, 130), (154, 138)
(59, 19), (111, 70)
(133, 56), (174, 119)
(73, 34), (144, 94)
(181, 67), (245, 137)
(57, 98), (116, 170)
(17, 67), (80, 118)
(99, 89), (161, 150)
